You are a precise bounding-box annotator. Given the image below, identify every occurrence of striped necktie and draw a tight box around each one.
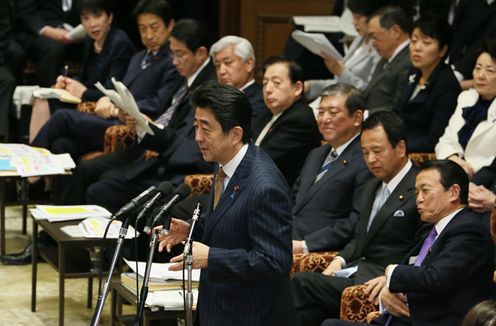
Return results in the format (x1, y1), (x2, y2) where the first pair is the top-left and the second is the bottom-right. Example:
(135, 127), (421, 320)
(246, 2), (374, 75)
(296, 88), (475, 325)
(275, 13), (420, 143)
(314, 150), (338, 183)
(155, 81), (188, 126)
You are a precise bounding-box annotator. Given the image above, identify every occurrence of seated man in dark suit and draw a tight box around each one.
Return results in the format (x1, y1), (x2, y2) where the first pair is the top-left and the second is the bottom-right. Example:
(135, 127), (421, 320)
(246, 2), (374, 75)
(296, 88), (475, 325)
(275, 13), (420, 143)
(323, 159), (495, 326)
(210, 35), (269, 122)
(364, 6), (412, 113)
(292, 83), (373, 254)
(291, 111), (422, 326)
(81, 18), (217, 213)
(31, 0), (180, 162)
(254, 56), (322, 187)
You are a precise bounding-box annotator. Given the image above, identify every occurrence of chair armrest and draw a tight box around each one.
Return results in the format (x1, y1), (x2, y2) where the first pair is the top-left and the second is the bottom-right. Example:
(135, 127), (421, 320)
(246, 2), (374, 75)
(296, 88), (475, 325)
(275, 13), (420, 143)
(340, 284), (379, 322)
(103, 124), (136, 154)
(76, 101), (96, 114)
(408, 152), (436, 167)
(184, 174), (214, 196)
(291, 251), (337, 274)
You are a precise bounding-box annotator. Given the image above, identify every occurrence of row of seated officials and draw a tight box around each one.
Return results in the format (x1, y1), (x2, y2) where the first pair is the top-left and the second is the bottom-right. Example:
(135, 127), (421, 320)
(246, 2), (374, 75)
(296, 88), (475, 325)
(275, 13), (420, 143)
(0, 0), (495, 325)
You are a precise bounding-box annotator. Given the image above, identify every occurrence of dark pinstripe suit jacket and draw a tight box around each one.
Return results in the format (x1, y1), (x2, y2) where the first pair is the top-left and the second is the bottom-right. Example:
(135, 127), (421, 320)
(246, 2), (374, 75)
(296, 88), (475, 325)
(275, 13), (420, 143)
(194, 144), (296, 326)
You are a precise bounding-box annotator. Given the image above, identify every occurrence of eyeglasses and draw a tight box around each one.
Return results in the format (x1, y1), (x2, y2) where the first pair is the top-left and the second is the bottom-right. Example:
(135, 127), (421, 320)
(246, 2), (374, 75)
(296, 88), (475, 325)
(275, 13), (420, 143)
(172, 51), (189, 61)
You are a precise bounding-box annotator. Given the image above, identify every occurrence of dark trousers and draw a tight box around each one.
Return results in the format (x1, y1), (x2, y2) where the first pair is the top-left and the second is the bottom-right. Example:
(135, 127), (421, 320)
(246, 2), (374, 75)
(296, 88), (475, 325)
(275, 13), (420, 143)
(55, 145), (145, 205)
(11, 32), (82, 87)
(292, 271), (355, 326)
(0, 66), (15, 138)
(31, 109), (121, 161)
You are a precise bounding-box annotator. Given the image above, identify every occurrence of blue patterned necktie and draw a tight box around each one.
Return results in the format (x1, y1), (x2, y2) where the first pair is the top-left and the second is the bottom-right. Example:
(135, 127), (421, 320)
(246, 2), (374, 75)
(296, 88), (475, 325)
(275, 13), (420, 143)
(155, 81), (189, 126)
(314, 150), (338, 183)
(141, 52), (154, 70)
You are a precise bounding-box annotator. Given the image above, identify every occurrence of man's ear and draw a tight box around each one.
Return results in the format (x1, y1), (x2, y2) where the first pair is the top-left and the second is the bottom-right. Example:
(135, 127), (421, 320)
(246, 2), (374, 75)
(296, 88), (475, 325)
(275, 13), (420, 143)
(294, 80), (304, 98)
(166, 19), (175, 34)
(396, 139), (407, 158)
(195, 46), (209, 60)
(230, 126), (244, 144)
(245, 58), (255, 74)
(448, 184), (462, 203)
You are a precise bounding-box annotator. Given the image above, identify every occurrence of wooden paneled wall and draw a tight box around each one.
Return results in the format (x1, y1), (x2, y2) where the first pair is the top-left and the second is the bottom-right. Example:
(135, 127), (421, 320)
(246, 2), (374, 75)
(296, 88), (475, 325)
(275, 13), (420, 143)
(219, 0), (336, 78)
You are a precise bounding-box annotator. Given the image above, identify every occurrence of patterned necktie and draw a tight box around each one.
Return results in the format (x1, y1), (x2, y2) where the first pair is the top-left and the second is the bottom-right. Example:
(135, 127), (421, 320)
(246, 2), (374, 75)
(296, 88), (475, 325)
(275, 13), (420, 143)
(141, 52), (154, 70)
(414, 227), (438, 266)
(367, 186), (390, 231)
(62, 0), (72, 12)
(314, 150), (338, 183)
(213, 168), (227, 209)
(155, 81), (189, 126)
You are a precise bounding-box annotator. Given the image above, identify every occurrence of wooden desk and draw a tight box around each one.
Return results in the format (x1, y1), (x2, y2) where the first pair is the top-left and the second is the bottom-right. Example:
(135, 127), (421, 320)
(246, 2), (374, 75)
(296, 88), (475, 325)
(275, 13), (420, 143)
(111, 280), (188, 326)
(31, 217), (117, 326)
(0, 169), (70, 255)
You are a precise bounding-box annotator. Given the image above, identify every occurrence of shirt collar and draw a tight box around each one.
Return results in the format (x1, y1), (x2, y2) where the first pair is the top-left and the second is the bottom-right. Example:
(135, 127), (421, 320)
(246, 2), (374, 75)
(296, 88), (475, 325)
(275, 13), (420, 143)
(434, 207), (464, 237)
(388, 39), (410, 63)
(382, 160), (413, 194)
(333, 133), (360, 156)
(239, 79), (255, 92)
(187, 57), (211, 87)
(219, 143), (249, 179)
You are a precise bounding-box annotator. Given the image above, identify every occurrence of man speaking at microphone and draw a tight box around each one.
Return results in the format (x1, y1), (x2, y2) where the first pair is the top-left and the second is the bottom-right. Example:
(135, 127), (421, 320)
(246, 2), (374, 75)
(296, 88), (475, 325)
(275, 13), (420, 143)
(158, 82), (296, 325)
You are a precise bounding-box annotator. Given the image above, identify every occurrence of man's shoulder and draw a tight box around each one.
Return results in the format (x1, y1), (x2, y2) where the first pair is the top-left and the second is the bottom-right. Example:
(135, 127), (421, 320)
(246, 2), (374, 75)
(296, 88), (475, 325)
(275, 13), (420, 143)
(248, 145), (288, 184)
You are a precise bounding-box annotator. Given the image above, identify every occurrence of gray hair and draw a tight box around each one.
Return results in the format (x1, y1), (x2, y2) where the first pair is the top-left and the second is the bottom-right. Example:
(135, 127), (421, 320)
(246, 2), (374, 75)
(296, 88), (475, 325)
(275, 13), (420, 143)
(210, 35), (255, 64)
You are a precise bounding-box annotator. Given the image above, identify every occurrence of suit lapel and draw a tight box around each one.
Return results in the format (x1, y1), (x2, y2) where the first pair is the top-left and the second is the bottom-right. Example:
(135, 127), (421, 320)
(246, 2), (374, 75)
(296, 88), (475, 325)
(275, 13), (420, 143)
(125, 46), (168, 86)
(364, 166), (416, 245)
(293, 145), (330, 212)
(295, 138), (361, 212)
(202, 145), (254, 241)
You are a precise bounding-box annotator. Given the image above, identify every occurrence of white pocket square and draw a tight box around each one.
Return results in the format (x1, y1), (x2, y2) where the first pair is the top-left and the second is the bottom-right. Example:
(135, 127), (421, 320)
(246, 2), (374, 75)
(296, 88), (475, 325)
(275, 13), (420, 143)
(393, 210), (405, 217)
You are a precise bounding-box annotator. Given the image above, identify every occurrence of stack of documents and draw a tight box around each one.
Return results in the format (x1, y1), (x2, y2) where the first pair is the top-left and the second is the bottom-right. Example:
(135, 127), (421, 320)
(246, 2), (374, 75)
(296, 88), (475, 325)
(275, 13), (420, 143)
(0, 143), (75, 176)
(122, 259), (200, 308)
(31, 204), (111, 222)
(293, 9), (357, 36)
(79, 216), (137, 239)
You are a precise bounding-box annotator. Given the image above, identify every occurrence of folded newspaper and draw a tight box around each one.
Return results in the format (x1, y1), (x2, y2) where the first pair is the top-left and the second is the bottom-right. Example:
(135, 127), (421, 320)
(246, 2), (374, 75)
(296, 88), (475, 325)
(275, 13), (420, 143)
(95, 78), (154, 135)
(292, 30), (344, 61)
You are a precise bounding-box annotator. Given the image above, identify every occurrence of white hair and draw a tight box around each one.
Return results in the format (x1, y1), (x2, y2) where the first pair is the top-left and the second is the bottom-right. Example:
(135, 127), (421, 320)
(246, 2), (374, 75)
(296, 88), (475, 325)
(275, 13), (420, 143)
(210, 35), (255, 64)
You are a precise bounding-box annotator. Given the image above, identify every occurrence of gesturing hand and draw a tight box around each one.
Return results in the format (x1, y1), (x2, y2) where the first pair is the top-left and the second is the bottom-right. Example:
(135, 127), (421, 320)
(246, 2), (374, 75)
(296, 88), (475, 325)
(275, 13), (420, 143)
(158, 218), (190, 253)
(168, 241), (209, 271)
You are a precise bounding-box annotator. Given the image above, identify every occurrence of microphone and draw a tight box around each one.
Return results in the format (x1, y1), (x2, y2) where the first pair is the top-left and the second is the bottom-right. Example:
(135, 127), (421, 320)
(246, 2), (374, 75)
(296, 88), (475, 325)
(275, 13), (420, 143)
(150, 183), (191, 231)
(114, 185), (157, 219)
(136, 181), (174, 233)
(183, 203), (201, 258)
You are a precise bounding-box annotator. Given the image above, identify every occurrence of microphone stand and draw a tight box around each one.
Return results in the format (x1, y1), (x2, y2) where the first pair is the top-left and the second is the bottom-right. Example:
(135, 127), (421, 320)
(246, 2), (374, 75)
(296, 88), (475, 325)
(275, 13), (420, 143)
(183, 203), (201, 326)
(134, 228), (160, 326)
(90, 218), (130, 326)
